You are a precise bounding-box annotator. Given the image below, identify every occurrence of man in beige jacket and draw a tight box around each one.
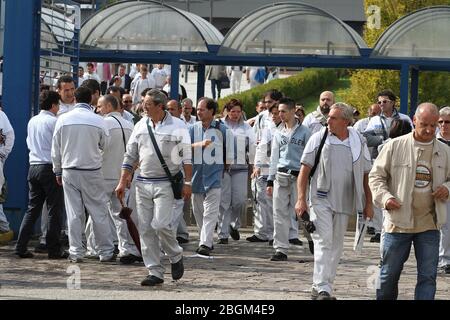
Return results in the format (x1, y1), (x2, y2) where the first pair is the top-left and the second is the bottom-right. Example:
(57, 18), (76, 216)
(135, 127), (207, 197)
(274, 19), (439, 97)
(369, 103), (450, 300)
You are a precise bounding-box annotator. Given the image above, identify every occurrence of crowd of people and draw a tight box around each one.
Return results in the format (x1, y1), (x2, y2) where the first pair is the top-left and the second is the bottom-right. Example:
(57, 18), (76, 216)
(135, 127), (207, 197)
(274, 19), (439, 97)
(0, 62), (449, 300)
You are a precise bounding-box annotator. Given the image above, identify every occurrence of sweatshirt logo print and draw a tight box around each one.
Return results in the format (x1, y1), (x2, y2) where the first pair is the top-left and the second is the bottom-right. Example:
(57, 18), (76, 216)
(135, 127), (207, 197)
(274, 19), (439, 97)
(415, 164), (431, 188)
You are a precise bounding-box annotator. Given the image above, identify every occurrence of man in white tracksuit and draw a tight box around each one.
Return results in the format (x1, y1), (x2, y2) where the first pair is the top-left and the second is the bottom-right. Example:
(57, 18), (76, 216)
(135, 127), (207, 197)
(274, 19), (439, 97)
(116, 89), (192, 286)
(302, 91), (334, 135)
(296, 103), (373, 300)
(266, 97), (311, 261)
(217, 99), (255, 244)
(247, 104), (282, 243)
(52, 86), (115, 262)
(98, 95), (141, 264)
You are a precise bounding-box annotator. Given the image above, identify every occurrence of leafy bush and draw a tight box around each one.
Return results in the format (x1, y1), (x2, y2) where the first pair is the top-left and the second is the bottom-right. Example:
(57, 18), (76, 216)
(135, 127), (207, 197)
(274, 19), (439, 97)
(218, 68), (340, 118)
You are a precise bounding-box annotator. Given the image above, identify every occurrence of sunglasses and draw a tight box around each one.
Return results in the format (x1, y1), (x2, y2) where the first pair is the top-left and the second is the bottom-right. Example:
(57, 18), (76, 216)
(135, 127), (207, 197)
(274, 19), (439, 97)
(377, 100), (392, 105)
(123, 100), (132, 103)
(438, 120), (450, 124)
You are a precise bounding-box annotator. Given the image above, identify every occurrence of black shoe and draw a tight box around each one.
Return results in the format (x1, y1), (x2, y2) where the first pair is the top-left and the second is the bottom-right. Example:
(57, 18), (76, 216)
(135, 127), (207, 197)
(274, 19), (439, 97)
(171, 257), (184, 280)
(119, 254), (143, 264)
(289, 238), (303, 246)
(196, 245), (211, 256)
(316, 291), (337, 300)
(229, 225), (240, 241)
(177, 236), (189, 244)
(113, 245), (119, 255)
(48, 250), (69, 259)
(15, 251), (34, 259)
(34, 243), (48, 253)
(270, 252), (287, 261)
(268, 239), (274, 246)
(308, 240), (314, 255)
(217, 238), (228, 245)
(370, 233), (381, 243)
(141, 275), (164, 286)
(367, 227), (375, 235)
(246, 235), (268, 242)
(445, 265), (450, 274)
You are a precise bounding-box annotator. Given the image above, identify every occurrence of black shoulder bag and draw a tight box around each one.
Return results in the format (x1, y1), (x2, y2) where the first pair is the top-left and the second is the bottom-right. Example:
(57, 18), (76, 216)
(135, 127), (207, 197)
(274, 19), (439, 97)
(309, 126), (328, 181)
(110, 115), (127, 150)
(146, 118), (184, 199)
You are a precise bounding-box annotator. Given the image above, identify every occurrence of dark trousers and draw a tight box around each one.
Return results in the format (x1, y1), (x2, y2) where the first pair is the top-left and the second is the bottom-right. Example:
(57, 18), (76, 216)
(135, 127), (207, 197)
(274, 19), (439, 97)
(210, 79), (221, 100)
(15, 164), (64, 255)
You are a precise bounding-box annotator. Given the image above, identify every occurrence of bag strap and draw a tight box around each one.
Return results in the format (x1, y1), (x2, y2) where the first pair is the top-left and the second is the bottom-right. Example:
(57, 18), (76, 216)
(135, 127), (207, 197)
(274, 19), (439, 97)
(309, 126), (328, 180)
(146, 118), (173, 181)
(110, 115), (127, 151)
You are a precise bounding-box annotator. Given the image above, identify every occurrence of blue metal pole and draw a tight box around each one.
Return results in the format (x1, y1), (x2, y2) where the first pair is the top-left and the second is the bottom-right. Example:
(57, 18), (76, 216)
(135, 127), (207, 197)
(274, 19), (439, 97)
(170, 58), (180, 100)
(196, 64), (205, 103)
(399, 64), (410, 115)
(2, 0), (41, 232)
(410, 67), (419, 117)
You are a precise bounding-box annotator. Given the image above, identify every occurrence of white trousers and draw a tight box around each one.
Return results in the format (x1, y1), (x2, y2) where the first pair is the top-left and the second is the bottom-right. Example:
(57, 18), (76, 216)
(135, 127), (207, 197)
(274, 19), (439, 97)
(230, 70), (242, 94)
(192, 188), (221, 248)
(108, 180), (140, 256)
(439, 203), (450, 266)
(272, 173), (299, 255)
(0, 204), (9, 232)
(171, 198), (186, 238)
(251, 176), (274, 241)
(135, 181), (182, 280)
(218, 171), (248, 239)
(310, 202), (349, 294)
(62, 169), (114, 260)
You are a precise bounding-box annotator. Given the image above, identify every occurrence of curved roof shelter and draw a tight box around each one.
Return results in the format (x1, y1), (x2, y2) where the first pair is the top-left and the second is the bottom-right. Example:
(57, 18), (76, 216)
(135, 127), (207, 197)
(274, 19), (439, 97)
(41, 6), (75, 49)
(218, 2), (367, 57)
(372, 6), (450, 60)
(80, 0), (223, 53)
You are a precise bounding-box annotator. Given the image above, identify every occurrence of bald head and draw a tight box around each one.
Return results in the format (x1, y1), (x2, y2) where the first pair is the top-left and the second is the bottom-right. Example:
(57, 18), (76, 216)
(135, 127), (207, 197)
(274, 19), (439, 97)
(415, 102), (439, 119)
(368, 103), (381, 117)
(319, 91), (335, 115)
(167, 99), (182, 118)
(413, 102), (439, 143)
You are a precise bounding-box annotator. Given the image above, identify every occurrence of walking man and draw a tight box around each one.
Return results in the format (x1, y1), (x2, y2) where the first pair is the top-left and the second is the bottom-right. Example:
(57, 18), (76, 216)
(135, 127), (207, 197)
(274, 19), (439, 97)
(267, 97), (311, 261)
(190, 97), (228, 256)
(369, 103), (450, 300)
(296, 103), (373, 300)
(116, 89), (192, 286)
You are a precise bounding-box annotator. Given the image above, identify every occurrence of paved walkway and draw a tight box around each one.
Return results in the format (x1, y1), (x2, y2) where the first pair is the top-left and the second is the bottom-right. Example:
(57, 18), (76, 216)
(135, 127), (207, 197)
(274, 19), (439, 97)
(0, 227), (448, 300)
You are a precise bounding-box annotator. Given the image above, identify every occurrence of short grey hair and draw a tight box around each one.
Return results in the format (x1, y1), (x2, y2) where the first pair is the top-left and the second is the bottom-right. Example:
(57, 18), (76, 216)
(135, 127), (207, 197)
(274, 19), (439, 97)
(415, 102), (439, 118)
(146, 89), (168, 107)
(330, 102), (353, 121)
(439, 106), (450, 117)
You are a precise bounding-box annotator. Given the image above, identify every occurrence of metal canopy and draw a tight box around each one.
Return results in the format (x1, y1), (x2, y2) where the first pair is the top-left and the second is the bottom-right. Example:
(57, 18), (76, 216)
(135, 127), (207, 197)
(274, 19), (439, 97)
(218, 2), (367, 57)
(372, 6), (450, 60)
(80, 0), (223, 52)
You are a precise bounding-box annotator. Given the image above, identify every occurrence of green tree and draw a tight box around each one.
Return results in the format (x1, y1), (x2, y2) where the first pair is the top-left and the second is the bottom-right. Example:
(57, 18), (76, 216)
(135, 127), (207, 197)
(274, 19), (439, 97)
(343, 0), (450, 115)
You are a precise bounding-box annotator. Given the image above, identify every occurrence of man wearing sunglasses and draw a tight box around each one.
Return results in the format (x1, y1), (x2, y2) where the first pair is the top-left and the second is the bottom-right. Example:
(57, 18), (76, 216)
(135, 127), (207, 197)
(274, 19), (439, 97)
(364, 90), (413, 157)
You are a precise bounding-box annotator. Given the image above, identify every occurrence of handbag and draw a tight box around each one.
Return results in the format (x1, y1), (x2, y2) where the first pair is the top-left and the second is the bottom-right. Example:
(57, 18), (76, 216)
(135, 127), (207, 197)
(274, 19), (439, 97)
(219, 74), (230, 89)
(146, 118), (184, 199)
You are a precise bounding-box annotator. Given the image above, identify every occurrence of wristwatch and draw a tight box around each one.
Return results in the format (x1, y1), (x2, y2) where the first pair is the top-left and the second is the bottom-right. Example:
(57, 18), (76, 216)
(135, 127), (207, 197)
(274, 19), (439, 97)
(184, 181), (192, 186)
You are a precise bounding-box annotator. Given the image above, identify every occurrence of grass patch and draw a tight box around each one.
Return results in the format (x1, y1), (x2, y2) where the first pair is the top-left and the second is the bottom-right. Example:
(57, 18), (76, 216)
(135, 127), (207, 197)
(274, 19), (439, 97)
(300, 77), (352, 113)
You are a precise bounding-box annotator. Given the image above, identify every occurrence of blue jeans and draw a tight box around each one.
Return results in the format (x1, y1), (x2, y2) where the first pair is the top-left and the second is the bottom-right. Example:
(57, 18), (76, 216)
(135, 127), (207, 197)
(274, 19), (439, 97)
(377, 230), (440, 300)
